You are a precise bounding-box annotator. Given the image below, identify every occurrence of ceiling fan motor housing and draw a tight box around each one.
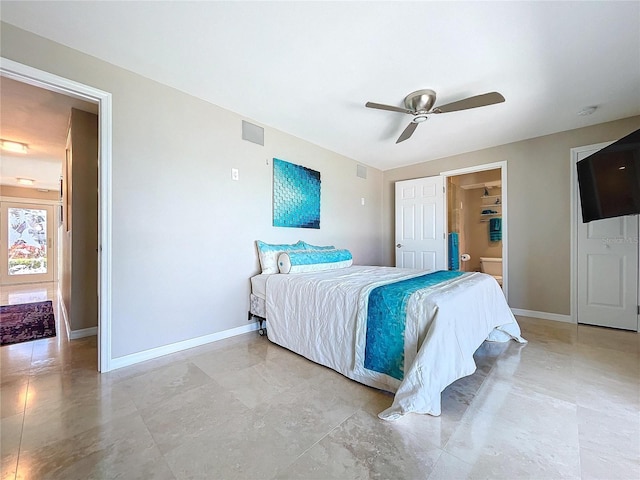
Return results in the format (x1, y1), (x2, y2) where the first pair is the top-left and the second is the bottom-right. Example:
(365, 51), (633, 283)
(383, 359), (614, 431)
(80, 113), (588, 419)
(404, 89), (437, 113)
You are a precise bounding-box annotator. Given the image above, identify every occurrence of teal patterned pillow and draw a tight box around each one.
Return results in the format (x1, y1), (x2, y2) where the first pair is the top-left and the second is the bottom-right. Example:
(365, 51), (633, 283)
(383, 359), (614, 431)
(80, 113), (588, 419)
(256, 240), (305, 274)
(301, 241), (336, 251)
(278, 249), (353, 274)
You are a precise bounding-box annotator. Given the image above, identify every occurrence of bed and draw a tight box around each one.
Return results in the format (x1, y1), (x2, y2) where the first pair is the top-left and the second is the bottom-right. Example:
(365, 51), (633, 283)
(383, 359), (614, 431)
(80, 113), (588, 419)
(249, 243), (525, 420)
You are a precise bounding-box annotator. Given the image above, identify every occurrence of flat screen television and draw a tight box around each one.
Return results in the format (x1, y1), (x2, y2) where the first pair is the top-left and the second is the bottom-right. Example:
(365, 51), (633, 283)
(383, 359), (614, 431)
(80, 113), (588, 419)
(576, 128), (640, 223)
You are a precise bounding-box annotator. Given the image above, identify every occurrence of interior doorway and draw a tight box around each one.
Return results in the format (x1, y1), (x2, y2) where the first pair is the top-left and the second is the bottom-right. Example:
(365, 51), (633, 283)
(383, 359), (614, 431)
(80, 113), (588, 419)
(441, 162), (508, 300)
(571, 143), (639, 331)
(1, 57), (113, 371)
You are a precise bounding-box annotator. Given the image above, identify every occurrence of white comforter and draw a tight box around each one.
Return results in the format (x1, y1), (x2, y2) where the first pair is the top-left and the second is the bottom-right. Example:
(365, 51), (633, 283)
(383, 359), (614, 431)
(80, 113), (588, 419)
(264, 266), (526, 420)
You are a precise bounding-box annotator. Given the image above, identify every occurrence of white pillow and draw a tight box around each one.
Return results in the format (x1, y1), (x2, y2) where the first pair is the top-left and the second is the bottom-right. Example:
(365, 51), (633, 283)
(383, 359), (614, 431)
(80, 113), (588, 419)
(278, 249), (353, 274)
(256, 240), (305, 274)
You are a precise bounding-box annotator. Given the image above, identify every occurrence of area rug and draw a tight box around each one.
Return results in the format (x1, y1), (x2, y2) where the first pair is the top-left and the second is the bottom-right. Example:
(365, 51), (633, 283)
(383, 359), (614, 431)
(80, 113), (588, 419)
(0, 300), (56, 346)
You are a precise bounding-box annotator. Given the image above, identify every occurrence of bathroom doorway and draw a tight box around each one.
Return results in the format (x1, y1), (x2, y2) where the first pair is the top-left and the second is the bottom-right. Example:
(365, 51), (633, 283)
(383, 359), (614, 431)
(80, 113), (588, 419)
(442, 162), (507, 297)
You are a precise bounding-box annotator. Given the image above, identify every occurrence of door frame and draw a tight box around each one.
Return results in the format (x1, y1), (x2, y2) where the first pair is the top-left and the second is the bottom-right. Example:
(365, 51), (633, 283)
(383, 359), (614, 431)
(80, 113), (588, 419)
(570, 142), (615, 325)
(440, 161), (508, 302)
(1, 58), (114, 372)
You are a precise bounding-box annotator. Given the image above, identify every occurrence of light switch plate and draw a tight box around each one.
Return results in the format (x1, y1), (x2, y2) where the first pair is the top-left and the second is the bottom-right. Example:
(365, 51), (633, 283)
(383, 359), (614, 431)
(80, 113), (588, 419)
(232, 168), (239, 181)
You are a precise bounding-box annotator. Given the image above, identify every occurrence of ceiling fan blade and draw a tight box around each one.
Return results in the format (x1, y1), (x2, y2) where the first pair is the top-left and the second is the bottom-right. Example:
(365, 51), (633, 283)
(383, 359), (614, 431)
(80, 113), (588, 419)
(396, 122), (419, 143)
(433, 92), (505, 114)
(365, 101), (413, 115)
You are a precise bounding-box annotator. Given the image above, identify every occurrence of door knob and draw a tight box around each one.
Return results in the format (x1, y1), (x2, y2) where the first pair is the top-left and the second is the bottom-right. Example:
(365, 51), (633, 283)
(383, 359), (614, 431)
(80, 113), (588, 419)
(396, 243), (403, 248)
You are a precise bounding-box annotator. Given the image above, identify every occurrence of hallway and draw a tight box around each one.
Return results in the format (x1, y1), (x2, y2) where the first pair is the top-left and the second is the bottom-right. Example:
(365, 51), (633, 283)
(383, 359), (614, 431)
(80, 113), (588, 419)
(1, 281), (98, 479)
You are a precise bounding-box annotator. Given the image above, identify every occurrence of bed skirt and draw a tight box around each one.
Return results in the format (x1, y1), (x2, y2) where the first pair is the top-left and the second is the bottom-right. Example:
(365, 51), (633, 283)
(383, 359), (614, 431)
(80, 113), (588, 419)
(250, 293), (266, 319)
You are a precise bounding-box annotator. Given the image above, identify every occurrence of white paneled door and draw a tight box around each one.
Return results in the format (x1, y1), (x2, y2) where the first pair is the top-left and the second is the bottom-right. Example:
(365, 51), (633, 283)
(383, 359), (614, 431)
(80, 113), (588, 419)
(576, 150), (639, 331)
(395, 176), (445, 271)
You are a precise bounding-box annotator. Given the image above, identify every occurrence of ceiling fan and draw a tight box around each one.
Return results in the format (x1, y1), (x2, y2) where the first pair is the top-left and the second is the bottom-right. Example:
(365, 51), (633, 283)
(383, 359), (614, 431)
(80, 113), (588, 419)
(365, 89), (505, 143)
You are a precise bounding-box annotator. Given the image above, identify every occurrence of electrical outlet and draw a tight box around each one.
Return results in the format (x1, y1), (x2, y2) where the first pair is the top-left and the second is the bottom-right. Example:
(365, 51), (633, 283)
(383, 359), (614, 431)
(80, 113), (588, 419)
(361, 197), (365, 206)
(231, 168), (239, 181)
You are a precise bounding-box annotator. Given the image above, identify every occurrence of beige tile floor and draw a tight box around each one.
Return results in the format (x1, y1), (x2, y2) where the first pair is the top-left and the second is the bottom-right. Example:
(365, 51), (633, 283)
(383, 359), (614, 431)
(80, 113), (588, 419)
(1, 282), (639, 479)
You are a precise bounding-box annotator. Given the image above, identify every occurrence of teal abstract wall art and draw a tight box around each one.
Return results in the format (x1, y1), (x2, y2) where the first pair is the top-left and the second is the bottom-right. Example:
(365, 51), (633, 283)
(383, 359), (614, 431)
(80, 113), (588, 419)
(273, 158), (321, 229)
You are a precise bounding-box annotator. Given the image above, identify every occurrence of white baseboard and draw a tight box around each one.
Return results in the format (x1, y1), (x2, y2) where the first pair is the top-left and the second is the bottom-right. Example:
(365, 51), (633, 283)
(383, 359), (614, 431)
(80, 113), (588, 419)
(57, 288), (98, 339)
(57, 288), (71, 340)
(109, 322), (260, 371)
(511, 308), (574, 324)
(70, 327), (97, 339)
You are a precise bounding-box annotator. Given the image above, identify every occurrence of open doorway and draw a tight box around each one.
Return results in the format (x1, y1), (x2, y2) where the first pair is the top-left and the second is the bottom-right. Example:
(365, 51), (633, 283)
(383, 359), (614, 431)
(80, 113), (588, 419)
(1, 58), (113, 371)
(1, 75), (98, 350)
(442, 162), (508, 299)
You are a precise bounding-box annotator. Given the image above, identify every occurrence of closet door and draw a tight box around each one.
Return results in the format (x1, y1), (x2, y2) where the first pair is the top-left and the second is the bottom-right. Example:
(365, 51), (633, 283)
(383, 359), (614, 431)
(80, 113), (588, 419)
(395, 176), (445, 271)
(576, 148), (639, 331)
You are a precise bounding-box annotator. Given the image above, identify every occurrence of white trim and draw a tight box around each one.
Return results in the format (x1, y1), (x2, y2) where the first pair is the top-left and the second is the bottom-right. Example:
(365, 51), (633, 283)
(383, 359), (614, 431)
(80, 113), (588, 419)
(98, 92), (113, 372)
(58, 287), (71, 340)
(439, 161), (509, 302)
(57, 286), (96, 338)
(1, 58), (106, 103)
(1, 57), (114, 372)
(69, 327), (98, 339)
(57, 286), (84, 341)
(511, 308), (574, 324)
(569, 142), (612, 324)
(440, 161), (507, 177)
(109, 322), (260, 371)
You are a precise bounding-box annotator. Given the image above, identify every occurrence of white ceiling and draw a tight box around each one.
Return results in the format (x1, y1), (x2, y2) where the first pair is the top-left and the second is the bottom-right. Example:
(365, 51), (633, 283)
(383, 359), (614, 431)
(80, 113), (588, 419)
(1, 1), (639, 172)
(0, 77), (97, 191)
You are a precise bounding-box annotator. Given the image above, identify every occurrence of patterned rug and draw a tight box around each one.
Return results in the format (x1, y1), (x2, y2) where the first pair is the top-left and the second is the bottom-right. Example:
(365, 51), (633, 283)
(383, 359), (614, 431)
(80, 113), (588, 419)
(0, 300), (56, 346)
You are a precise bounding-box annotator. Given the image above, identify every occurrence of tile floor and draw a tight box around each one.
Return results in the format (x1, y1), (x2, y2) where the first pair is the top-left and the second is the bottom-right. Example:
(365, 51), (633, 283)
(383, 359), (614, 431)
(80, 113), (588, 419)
(1, 282), (639, 479)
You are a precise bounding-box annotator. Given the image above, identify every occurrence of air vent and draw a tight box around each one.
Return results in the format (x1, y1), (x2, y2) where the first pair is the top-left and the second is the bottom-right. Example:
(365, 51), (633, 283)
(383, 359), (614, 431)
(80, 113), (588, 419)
(242, 120), (264, 146)
(356, 164), (367, 179)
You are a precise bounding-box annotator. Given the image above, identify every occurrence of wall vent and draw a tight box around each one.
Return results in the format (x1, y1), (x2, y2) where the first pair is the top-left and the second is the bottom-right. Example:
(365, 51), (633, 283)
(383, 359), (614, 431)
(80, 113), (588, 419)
(242, 120), (264, 146)
(356, 164), (367, 179)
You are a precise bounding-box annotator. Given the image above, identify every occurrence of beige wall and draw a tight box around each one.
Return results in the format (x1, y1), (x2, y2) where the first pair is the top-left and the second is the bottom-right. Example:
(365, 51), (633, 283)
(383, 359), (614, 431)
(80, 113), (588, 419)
(1, 23), (384, 359)
(59, 108), (98, 332)
(383, 116), (640, 315)
(0, 185), (59, 201)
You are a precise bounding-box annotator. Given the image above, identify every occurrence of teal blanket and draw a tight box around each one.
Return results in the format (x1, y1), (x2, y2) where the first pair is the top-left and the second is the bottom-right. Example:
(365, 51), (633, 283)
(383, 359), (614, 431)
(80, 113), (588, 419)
(364, 270), (465, 380)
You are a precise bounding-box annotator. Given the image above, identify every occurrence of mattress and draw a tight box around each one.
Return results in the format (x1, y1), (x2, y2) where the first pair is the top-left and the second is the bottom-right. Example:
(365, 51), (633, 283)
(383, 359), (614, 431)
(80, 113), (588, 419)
(250, 274), (269, 300)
